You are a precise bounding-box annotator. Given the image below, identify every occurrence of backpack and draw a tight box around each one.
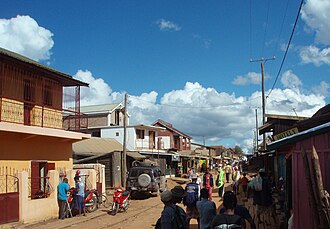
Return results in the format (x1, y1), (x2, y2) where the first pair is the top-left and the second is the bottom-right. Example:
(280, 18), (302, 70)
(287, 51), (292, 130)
(184, 183), (199, 207)
(254, 176), (263, 191)
(155, 205), (187, 229)
(173, 205), (187, 229)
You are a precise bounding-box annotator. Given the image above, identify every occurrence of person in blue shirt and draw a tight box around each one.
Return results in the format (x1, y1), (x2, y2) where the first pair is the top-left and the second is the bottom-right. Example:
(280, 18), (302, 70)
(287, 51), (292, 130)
(157, 189), (188, 229)
(74, 176), (86, 216)
(57, 178), (70, 220)
(196, 188), (216, 229)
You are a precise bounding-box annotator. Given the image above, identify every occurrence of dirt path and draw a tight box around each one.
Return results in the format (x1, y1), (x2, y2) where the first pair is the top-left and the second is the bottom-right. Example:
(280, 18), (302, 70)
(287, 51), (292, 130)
(25, 177), (228, 229)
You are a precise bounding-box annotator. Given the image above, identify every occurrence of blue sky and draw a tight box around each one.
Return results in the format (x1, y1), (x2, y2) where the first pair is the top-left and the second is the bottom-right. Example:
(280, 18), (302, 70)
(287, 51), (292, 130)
(1, 0), (330, 152)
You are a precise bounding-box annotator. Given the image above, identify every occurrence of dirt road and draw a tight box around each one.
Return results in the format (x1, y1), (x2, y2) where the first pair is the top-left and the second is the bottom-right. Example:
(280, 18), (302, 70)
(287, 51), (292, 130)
(25, 177), (225, 229)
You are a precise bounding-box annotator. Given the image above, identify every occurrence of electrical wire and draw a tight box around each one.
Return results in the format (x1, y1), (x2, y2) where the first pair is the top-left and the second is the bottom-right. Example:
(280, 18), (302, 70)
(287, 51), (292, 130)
(266, 0), (304, 99)
(249, 0), (253, 61)
(272, 0), (290, 57)
(129, 95), (262, 109)
(261, 0), (271, 57)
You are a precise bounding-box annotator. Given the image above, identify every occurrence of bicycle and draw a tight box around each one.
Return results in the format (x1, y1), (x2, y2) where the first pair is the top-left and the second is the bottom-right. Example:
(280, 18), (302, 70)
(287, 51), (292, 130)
(97, 192), (111, 208)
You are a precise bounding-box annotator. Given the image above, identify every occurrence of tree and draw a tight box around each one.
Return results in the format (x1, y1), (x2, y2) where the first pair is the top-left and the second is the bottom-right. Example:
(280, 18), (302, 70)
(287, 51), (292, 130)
(234, 145), (243, 155)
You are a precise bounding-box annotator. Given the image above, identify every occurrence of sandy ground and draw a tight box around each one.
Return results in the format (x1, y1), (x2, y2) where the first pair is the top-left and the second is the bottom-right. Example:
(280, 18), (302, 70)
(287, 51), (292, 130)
(23, 175), (227, 229)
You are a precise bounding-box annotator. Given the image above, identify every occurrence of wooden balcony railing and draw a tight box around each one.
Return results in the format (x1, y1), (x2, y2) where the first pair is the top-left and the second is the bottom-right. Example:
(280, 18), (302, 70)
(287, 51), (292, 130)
(0, 97), (87, 131)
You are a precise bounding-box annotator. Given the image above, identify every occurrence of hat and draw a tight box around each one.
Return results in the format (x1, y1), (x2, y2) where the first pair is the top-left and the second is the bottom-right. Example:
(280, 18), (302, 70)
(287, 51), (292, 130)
(259, 168), (265, 173)
(191, 174), (197, 179)
(171, 186), (187, 198)
(160, 190), (172, 202)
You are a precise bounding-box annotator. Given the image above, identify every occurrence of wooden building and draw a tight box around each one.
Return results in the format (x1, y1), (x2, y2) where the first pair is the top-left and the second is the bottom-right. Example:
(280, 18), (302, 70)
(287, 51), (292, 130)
(0, 47), (89, 224)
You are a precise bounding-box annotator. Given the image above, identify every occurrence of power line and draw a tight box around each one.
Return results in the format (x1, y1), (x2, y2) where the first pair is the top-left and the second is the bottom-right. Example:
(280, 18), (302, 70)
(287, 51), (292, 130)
(272, 0), (290, 57)
(266, 0), (304, 99)
(129, 95), (262, 109)
(249, 0), (253, 60)
(261, 0), (271, 57)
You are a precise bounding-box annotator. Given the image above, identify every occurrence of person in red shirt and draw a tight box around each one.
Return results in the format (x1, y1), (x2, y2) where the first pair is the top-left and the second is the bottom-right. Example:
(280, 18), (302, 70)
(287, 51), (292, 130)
(202, 168), (214, 200)
(239, 173), (249, 197)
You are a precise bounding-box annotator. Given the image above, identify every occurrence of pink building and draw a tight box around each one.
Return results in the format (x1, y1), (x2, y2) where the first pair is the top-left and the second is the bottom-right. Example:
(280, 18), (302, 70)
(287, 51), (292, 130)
(267, 105), (330, 229)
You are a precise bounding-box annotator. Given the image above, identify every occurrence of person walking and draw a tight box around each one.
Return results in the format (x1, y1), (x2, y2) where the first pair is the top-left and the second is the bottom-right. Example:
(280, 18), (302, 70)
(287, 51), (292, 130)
(219, 192), (256, 229)
(215, 165), (225, 200)
(202, 168), (214, 201)
(196, 188), (216, 229)
(252, 169), (273, 225)
(239, 173), (249, 198)
(183, 174), (200, 228)
(57, 178), (70, 220)
(232, 166), (241, 195)
(224, 163), (232, 183)
(74, 176), (86, 216)
(156, 186), (188, 229)
(211, 191), (245, 229)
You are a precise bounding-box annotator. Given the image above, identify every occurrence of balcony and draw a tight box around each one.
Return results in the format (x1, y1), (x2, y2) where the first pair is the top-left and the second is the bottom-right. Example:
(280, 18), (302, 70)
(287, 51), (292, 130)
(0, 97), (87, 131)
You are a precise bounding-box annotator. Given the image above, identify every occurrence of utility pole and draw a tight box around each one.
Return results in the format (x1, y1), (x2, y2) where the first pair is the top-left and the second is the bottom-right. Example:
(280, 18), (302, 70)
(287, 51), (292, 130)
(255, 108), (258, 153)
(250, 57), (275, 152)
(121, 93), (128, 187)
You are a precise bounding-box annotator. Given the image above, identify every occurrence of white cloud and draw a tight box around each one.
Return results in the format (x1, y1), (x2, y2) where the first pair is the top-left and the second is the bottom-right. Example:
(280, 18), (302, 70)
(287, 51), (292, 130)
(156, 19), (181, 31)
(0, 15), (54, 61)
(265, 88), (324, 117)
(232, 72), (270, 86)
(75, 71), (326, 153)
(73, 70), (114, 105)
(301, 0), (330, 45)
(312, 81), (330, 97)
(299, 45), (330, 66)
(281, 70), (302, 88)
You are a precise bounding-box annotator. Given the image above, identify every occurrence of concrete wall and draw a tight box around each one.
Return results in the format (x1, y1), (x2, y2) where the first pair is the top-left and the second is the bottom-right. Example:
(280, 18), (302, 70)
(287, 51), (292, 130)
(101, 127), (136, 150)
(0, 131), (73, 172)
(18, 170), (58, 224)
(161, 136), (171, 149)
(73, 164), (103, 192)
(17, 168), (97, 224)
(87, 115), (108, 127)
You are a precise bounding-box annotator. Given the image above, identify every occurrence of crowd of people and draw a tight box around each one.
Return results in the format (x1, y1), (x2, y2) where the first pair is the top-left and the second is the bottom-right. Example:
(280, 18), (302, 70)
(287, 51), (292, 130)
(56, 164), (283, 228)
(156, 162), (284, 229)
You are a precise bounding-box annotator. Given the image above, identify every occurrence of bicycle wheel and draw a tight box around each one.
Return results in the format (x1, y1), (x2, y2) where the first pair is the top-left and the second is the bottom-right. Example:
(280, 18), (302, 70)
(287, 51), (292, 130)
(102, 194), (110, 208)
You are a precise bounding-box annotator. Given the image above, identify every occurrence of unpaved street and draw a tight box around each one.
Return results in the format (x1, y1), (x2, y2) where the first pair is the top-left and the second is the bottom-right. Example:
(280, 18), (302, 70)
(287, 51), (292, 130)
(26, 178), (224, 229)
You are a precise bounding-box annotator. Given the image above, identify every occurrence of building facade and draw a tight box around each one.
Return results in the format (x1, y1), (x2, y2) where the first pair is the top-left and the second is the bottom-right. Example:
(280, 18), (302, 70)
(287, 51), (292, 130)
(0, 48), (89, 225)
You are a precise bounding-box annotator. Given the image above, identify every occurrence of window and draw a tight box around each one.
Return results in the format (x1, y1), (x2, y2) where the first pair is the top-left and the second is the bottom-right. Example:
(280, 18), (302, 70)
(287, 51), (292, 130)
(136, 129), (145, 139)
(114, 110), (120, 125)
(31, 161), (54, 199)
(43, 84), (53, 106)
(23, 79), (34, 102)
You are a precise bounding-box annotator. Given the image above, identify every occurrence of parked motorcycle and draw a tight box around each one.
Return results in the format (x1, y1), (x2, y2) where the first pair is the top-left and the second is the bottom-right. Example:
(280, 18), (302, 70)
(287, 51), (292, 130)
(111, 187), (130, 215)
(67, 187), (98, 216)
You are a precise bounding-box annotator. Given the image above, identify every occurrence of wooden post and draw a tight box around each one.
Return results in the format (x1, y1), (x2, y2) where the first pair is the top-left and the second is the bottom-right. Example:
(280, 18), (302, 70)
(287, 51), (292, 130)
(311, 146), (330, 228)
(301, 146), (320, 228)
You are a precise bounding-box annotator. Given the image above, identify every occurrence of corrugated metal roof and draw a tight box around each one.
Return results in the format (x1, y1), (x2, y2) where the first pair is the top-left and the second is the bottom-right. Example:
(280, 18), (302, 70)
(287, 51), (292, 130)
(135, 124), (165, 132)
(127, 151), (146, 159)
(267, 121), (330, 151)
(73, 138), (123, 155)
(153, 119), (192, 139)
(0, 47), (88, 87)
(80, 104), (121, 114)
